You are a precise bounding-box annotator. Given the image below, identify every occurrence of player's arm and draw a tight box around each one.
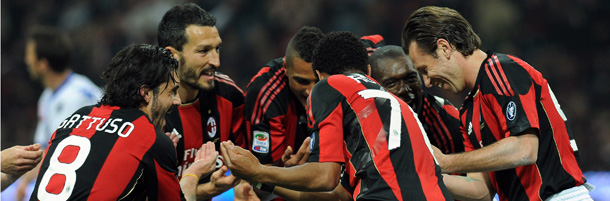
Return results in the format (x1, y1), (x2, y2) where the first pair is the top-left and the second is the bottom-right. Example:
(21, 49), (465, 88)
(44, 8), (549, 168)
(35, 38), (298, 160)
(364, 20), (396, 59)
(194, 166), (241, 200)
(271, 183), (352, 201)
(443, 172), (495, 201)
(221, 141), (341, 191)
(435, 129), (539, 173)
(180, 142), (218, 201)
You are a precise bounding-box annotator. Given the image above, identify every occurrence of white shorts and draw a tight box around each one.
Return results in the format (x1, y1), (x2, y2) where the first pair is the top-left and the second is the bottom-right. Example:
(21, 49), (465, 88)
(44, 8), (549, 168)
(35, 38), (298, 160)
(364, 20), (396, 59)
(545, 183), (595, 201)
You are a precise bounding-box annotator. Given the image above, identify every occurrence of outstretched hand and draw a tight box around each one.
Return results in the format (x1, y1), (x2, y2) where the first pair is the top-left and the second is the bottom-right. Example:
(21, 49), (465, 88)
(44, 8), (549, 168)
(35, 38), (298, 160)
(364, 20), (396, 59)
(183, 142), (218, 178)
(220, 141), (262, 182)
(281, 137), (311, 167)
(1, 144), (43, 175)
(234, 181), (261, 201)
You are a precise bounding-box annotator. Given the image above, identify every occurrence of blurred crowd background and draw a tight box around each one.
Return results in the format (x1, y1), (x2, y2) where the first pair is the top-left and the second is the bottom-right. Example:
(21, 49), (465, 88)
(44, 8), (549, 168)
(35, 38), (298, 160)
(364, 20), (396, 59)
(2, 0), (609, 196)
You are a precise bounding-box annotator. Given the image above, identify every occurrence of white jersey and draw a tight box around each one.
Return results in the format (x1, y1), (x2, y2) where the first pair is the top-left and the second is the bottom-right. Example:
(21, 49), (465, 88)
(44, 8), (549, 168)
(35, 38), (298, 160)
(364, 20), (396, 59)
(34, 73), (102, 147)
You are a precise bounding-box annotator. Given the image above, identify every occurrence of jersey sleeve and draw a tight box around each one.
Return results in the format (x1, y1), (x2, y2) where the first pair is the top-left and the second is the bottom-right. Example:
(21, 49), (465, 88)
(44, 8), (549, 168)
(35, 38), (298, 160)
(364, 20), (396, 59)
(144, 130), (182, 201)
(245, 60), (291, 164)
(434, 95), (464, 153)
(247, 103), (290, 164)
(215, 72), (247, 149)
(481, 54), (539, 138)
(307, 79), (346, 163)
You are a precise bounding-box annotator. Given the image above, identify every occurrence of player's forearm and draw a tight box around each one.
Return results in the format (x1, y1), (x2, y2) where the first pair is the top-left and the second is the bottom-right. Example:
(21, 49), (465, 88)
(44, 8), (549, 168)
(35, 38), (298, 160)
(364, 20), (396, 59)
(443, 174), (492, 201)
(254, 162), (340, 191)
(1, 173), (19, 190)
(180, 176), (199, 201)
(273, 184), (351, 201)
(196, 182), (233, 200)
(441, 133), (538, 173)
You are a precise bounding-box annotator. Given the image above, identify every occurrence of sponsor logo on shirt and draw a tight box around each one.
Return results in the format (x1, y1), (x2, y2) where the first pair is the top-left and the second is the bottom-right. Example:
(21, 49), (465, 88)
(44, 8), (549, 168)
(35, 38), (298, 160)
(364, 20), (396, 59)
(506, 101), (516, 121)
(252, 131), (269, 153)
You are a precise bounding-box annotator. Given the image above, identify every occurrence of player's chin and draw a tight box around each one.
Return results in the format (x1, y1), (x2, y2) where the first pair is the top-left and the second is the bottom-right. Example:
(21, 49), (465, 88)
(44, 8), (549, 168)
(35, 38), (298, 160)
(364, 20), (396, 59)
(197, 80), (215, 91)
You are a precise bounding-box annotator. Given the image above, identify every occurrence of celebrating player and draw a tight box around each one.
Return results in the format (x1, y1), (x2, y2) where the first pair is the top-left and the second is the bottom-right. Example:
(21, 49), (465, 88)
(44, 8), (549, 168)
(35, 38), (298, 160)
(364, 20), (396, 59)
(158, 3), (247, 200)
(221, 31), (453, 201)
(402, 6), (593, 200)
(29, 44), (216, 201)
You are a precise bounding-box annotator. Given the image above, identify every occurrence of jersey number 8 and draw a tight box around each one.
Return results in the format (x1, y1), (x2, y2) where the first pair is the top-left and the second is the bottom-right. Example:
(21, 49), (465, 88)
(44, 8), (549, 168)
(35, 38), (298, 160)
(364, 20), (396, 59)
(38, 135), (91, 201)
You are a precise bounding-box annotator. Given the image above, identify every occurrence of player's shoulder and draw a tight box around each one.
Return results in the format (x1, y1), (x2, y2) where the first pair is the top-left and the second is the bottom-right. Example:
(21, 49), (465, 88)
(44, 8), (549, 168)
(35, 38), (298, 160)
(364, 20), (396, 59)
(423, 92), (452, 106)
(246, 58), (285, 90)
(214, 71), (245, 103)
(479, 52), (537, 96)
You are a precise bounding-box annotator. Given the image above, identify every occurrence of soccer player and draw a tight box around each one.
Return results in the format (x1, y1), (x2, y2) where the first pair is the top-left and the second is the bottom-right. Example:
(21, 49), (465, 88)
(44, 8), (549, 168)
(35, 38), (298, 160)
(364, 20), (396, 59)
(10, 26), (102, 201)
(220, 31), (453, 201)
(369, 45), (463, 155)
(29, 44), (217, 201)
(158, 3), (246, 200)
(245, 26), (324, 168)
(402, 6), (592, 200)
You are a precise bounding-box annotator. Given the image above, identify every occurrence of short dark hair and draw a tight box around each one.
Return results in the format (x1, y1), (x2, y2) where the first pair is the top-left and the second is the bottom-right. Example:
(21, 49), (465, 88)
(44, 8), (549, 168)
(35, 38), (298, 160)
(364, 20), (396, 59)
(100, 44), (178, 108)
(158, 3), (216, 51)
(369, 45), (412, 79)
(27, 26), (72, 72)
(313, 31), (368, 75)
(285, 26), (326, 67)
(402, 6), (481, 57)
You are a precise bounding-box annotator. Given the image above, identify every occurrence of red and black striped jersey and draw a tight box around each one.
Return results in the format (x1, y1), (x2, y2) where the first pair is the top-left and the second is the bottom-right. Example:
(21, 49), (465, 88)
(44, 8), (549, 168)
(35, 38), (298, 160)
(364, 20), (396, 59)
(164, 72), (246, 180)
(307, 73), (452, 201)
(419, 92), (464, 154)
(245, 58), (309, 164)
(31, 105), (182, 201)
(461, 52), (585, 201)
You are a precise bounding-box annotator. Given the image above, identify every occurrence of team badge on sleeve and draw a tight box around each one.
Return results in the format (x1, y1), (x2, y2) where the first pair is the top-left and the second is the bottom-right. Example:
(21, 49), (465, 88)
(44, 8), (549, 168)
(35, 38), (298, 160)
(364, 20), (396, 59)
(252, 131), (269, 153)
(506, 101), (516, 121)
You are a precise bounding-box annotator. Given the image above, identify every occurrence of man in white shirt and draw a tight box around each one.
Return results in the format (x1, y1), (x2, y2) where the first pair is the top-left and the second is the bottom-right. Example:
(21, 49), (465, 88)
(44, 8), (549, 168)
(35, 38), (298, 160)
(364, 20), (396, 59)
(1, 26), (101, 201)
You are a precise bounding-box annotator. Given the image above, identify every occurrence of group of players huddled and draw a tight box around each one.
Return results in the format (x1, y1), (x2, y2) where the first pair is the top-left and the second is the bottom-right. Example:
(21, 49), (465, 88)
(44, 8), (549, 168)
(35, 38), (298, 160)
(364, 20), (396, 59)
(24, 3), (592, 201)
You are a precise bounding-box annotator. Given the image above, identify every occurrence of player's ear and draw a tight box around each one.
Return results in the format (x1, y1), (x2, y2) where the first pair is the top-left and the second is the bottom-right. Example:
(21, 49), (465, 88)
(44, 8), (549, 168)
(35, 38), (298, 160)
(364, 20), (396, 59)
(436, 38), (452, 59)
(38, 58), (51, 73)
(366, 65), (372, 77)
(282, 57), (287, 69)
(165, 46), (180, 60)
(315, 70), (323, 80)
(140, 85), (152, 103)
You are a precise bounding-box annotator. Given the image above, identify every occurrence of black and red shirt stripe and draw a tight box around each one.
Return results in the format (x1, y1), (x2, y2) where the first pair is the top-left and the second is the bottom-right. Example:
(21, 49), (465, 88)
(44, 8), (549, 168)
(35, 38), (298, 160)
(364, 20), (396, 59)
(461, 52), (586, 201)
(164, 71), (246, 182)
(419, 92), (464, 155)
(308, 73), (452, 201)
(245, 58), (309, 164)
(31, 105), (182, 201)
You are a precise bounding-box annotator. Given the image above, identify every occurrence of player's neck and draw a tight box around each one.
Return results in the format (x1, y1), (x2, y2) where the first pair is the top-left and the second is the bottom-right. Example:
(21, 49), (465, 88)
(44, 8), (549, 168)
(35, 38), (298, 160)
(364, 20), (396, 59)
(45, 69), (71, 90)
(178, 82), (199, 104)
(463, 49), (487, 90)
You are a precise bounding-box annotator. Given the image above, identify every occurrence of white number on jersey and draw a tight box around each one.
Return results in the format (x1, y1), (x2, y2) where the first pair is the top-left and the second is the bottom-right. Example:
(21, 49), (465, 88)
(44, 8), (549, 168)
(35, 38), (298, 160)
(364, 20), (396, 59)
(38, 135), (91, 201)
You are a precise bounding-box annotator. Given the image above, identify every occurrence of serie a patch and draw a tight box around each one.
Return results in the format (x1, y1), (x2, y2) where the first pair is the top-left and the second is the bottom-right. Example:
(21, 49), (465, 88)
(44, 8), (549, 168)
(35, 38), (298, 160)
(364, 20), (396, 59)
(252, 130), (270, 153)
